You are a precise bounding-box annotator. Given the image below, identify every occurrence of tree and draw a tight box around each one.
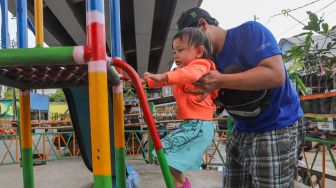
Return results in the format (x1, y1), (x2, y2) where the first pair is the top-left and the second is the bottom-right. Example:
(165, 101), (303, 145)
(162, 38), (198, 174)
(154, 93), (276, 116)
(5, 88), (18, 99)
(49, 89), (66, 102)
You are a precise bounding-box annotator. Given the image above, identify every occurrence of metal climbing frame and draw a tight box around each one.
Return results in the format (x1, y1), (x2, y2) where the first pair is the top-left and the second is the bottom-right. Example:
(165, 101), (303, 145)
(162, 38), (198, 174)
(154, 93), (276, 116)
(0, 0), (174, 187)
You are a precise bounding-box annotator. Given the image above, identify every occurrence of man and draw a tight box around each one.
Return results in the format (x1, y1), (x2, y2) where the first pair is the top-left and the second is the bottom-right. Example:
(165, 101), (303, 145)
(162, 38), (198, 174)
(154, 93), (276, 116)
(177, 7), (304, 188)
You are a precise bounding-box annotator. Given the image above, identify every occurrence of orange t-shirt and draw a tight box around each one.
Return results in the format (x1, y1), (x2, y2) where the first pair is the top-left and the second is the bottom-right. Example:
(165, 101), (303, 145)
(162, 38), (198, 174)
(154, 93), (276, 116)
(147, 59), (218, 120)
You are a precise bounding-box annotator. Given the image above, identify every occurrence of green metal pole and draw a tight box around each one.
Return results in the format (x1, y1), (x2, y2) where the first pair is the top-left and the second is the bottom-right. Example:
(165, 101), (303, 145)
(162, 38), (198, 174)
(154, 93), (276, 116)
(305, 144), (321, 185)
(327, 145), (336, 170)
(149, 137), (154, 164)
(149, 102), (155, 164)
(305, 137), (336, 145)
(0, 46), (79, 66)
(226, 116), (233, 137)
(156, 149), (175, 188)
(107, 66), (121, 86)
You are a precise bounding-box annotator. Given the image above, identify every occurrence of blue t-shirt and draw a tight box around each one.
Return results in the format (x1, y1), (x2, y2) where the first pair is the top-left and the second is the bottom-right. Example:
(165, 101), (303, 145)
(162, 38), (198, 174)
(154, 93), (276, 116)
(215, 21), (303, 132)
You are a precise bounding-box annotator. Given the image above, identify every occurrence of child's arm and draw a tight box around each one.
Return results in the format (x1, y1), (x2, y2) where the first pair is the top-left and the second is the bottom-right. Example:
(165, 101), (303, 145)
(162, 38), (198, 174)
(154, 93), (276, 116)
(143, 72), (167, 82)
(143, 72), (169, 88)
(166, 59), (213, 85)
(143, 59), (215, 87)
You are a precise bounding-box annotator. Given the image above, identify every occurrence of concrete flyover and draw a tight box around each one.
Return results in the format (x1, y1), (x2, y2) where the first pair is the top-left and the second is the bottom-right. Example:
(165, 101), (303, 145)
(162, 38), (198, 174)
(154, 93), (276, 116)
(8, 0), (203, 75)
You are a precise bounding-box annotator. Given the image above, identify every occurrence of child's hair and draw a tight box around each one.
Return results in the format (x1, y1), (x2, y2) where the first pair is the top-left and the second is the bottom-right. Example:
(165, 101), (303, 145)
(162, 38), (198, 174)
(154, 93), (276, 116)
(172, 27), (213, 60)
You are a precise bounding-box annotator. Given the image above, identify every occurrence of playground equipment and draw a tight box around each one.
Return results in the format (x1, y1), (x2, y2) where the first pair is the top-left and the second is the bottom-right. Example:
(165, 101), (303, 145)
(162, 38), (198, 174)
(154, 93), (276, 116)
(0, 0), (174, 187)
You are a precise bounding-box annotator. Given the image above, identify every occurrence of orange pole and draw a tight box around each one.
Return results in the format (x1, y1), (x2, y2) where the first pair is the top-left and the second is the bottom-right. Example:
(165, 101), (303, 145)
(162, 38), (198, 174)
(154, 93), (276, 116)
(322, 144), (325, 188)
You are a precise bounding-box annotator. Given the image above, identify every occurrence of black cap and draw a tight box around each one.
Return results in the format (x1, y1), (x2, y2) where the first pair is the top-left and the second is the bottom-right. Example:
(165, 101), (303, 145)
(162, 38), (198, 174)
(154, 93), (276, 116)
(176, 7), (219, 31)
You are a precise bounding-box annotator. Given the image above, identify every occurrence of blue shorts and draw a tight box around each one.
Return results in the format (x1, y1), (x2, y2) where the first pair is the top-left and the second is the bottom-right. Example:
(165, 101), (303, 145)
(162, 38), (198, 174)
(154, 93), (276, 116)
(156, 120), (214, 173)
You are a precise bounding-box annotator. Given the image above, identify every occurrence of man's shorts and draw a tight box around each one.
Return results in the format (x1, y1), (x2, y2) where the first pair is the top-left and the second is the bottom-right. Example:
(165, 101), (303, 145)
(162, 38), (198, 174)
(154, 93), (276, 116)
(158, 120), (214, 173)
(223, 121), (303, 188)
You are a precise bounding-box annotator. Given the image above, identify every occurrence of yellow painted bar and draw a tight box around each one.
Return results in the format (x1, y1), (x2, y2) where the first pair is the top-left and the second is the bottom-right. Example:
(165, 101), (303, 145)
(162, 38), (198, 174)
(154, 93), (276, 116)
(19, 90), (32, 149)
(34, 0), (44, 46)
(88, 71), (111, 174)
(113, 86), (125, 148)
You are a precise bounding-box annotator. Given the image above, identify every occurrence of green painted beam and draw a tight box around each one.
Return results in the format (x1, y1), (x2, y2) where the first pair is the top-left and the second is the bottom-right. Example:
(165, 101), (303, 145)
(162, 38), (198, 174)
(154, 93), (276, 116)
(0, 46), (77, 66)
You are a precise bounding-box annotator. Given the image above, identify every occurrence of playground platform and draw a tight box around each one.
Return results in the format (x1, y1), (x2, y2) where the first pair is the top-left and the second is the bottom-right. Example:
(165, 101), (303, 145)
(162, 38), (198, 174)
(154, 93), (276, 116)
(0, 157), (335, 188)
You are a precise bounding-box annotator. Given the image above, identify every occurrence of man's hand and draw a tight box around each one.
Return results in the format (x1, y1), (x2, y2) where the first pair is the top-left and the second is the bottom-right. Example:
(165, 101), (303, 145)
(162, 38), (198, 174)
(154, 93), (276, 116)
(195, 70), (222, 91)
(187, 70), (222, 101)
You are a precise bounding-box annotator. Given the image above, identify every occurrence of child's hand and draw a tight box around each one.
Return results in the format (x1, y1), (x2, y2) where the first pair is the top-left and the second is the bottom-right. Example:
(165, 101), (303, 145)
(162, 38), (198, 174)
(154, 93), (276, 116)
(143, 72), (167, 82)
(143, 72), (152, 79)
(140, 78), (146, 85)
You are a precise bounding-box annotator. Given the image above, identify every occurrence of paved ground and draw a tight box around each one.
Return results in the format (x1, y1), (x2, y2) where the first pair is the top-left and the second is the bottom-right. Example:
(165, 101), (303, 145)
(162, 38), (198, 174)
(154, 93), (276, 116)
(301, 149), (336, 176)
(0, 159), (222, 188)
(0, 142), (335, 188)
(1, 157), (335, 188)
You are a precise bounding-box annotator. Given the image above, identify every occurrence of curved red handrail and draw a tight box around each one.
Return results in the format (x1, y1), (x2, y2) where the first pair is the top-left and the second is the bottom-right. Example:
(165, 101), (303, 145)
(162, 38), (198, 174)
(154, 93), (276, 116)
(111, 58), (162, 150)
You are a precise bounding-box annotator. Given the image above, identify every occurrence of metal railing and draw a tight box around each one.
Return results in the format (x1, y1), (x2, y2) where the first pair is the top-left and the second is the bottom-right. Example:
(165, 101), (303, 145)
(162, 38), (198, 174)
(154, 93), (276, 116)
(0, 130), (80, 165)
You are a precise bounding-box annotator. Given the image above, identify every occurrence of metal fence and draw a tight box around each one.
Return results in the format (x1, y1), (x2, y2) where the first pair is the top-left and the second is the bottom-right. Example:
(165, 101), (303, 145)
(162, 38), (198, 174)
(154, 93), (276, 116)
(0, 128), (227, 167)
(0, 130), (79, 165)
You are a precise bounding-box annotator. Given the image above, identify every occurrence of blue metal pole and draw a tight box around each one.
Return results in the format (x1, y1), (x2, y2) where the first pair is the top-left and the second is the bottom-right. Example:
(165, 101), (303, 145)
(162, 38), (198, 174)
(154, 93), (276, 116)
(110, 0), (122, 58)
(16, 0), (28, 48)
(27, 17), (35, 35)
(110, 0), (126, 188)
(16, 1), (34, 188)
(108, 0), (122, 77)
(0, 0), (9, 48)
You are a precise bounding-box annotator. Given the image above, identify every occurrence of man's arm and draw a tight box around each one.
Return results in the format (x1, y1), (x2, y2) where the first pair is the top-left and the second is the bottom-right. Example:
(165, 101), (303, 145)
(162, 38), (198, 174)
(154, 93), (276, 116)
(196, 54), (285, 92)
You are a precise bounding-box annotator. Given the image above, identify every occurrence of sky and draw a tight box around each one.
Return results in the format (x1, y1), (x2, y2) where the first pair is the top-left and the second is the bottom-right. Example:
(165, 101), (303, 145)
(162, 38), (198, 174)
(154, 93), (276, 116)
(201, 0), (336, 42)
(1, 12), (36, 48)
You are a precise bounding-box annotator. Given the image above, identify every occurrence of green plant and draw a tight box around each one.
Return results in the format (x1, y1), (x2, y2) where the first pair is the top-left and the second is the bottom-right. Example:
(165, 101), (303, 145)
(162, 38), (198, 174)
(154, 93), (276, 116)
(284, 11), (336, 76)
(123, 81), (149, 99)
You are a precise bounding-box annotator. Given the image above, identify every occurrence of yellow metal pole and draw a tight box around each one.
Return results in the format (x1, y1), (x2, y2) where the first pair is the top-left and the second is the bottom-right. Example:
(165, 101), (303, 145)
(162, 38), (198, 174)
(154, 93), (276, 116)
(19, 90), (34, 188)
(88, 64), (112, 187)
(34, 0), (44, 47)
(113, 84), (127, 187)
(86, 0), (112, 186)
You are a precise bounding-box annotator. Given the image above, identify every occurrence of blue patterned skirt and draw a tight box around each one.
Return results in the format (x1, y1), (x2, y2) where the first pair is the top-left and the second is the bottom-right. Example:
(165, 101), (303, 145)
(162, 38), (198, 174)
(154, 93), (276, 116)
(158, 120), (214, 173)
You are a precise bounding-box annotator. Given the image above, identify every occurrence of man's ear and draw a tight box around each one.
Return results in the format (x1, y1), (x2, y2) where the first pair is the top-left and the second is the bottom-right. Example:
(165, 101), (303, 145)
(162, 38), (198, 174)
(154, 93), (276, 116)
(198, 18), (208, 31)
